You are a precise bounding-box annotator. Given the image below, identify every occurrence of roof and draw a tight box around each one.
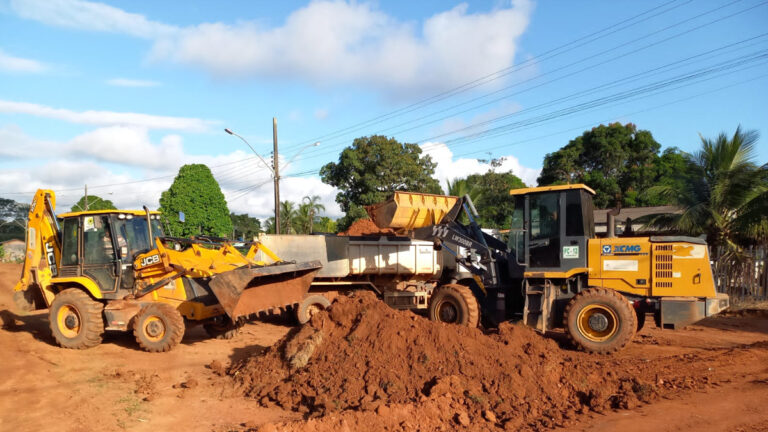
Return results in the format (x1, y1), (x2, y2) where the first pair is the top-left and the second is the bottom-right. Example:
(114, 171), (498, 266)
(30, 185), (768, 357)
(509, 184), (596, 196)
(594, 206), (682, 224)
(57, 209), (161, 218)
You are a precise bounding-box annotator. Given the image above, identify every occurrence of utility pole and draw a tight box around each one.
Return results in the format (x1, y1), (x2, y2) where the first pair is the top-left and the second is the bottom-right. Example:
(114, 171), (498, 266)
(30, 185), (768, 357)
(272, 117), (281, 234)
(84, 184), (88, 210)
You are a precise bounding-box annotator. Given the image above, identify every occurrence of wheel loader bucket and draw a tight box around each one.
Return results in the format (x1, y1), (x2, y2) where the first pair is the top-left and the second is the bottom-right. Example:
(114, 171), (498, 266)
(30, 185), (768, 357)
(366, 191), (458, 231)
(208, 260), (322, 319)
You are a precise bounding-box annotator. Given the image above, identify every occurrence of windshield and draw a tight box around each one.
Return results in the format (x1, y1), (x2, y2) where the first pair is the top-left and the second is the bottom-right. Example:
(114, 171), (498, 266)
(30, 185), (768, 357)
(114, 217), (165, 260)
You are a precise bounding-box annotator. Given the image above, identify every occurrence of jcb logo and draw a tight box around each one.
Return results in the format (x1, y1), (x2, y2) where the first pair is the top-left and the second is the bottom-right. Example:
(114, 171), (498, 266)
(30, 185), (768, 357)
(45, 242), (57, 277)
(140, 254), (160, 267)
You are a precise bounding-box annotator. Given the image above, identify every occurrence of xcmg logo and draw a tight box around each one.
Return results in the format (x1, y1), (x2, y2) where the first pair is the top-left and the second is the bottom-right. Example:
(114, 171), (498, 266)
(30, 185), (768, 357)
(602, 244), (642, 255)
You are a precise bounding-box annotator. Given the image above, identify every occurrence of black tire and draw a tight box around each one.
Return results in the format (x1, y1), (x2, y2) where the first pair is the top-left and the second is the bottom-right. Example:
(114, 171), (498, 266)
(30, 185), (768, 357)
(564, 288), (637, 354)
(428, 284), (480, 328)
(133, 303), (185, 352)
(49, 288), (104, 349)
(203, 316), (243, 340)
(296, 294), (332, 324)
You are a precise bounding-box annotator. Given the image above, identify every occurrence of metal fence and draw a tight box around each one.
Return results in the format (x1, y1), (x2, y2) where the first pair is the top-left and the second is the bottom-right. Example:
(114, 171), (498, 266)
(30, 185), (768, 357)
(712, 246), (768, 300)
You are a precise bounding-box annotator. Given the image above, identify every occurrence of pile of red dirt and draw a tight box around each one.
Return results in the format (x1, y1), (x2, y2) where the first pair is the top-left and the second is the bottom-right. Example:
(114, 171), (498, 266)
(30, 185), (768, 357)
(229, 292), (709, 430)
(338, 218), (396, 236)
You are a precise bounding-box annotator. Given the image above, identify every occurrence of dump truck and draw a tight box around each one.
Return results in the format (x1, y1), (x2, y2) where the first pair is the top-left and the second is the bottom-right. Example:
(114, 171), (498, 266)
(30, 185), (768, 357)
(12, 189), (321, 352)
(264, 188), (729, 353)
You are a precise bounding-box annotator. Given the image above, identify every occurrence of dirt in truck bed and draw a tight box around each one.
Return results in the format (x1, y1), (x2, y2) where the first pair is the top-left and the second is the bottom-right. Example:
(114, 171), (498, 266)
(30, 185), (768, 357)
(337, 218), (396, 236)
(1, 262), (768, 431)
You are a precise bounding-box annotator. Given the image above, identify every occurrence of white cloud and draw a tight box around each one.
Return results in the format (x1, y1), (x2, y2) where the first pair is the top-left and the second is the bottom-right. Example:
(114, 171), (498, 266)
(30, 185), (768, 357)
(0, 124), (341, 221)
(150, 1), (532, 94)
(314, 108), (329, 120)
(9, 0), (176, 39)
(0, 48), (47, 73)
(10, 0), (533, 95)
(106, 78), (160, 87)
(0, 99), (214, 131)
(68, 126), (184, 168)
(421, 141), (540, 188)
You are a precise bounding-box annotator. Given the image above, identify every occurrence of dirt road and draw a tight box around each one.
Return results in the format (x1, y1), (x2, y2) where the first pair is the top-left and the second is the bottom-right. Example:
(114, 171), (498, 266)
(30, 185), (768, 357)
(1, 262), (767, 431)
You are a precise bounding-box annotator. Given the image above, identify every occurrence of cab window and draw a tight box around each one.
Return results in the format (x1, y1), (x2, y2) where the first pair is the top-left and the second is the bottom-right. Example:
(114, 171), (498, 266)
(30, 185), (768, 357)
(82, 216), (115, 264)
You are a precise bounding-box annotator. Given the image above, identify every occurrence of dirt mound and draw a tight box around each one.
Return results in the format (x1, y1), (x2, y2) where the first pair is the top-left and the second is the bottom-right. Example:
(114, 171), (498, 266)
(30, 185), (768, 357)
(338, 219), (396, 236)
(229, 292), (673, 430)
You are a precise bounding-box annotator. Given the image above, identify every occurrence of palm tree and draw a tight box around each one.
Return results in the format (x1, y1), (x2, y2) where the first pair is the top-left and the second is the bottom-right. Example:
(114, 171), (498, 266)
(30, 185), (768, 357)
(279, 201), (297, 234)
(646, 126), (767, 263)
(301, 195), (326, 234)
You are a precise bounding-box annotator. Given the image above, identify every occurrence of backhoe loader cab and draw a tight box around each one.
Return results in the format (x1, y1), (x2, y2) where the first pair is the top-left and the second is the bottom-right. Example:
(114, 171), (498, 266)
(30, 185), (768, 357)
(56, 210), (165, 299)
(14, 189), (322, 352)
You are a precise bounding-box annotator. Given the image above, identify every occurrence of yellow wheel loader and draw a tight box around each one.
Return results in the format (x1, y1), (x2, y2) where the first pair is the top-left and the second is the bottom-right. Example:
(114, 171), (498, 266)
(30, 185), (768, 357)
(366, 186), (729, 353)
(13, 189), (321, 352)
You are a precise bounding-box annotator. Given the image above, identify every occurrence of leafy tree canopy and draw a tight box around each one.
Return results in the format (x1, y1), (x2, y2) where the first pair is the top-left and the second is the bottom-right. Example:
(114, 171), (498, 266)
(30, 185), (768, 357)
(320, 135), (442, 230)
(230, 213), (261, 240)
(463, 166), (526, 229)
(159, 164), (233, 237)
(71, 195), (117, 212)
(538, 123), (679, 208)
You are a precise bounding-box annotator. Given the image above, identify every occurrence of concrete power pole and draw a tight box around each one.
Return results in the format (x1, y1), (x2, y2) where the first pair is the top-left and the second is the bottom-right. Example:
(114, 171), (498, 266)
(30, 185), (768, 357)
(273, 117), (281, 234)
(84, 184), (89, 210)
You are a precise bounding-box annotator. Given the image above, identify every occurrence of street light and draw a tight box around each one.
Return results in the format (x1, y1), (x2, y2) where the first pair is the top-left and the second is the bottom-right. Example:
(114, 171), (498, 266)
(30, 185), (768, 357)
(224, 126), (320, 234)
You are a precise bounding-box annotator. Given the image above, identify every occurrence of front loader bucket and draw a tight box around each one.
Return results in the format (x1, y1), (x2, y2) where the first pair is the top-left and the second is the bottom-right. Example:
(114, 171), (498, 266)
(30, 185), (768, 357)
(208, 260), (322, 319)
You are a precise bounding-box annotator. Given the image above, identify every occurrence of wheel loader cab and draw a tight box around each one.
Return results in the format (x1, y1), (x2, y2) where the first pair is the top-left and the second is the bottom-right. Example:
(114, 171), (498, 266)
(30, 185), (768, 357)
(57, 210), (164, 299)
(507, 184), (595, 277)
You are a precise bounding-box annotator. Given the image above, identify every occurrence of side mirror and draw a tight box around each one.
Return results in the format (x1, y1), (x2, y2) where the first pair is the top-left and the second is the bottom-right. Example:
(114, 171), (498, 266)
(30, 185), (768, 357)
(179, 211), (185, 223)
(120, 246), (128, 259)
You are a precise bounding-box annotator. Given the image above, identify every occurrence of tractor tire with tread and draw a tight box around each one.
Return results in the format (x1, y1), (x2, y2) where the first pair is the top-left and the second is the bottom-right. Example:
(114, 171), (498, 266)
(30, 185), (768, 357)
(296, 294), (332, 325)
(203, 317), (244, 340)
(428, 284), (480, 328)
(49, 288), (104, 349)
(133, 303), (185, 352)
(564, 287), (637, 354)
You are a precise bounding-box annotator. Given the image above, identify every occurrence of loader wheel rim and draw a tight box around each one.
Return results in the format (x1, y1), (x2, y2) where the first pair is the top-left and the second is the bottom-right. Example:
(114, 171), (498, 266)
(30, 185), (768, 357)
(577, 305), (618, 342)
(143, 316), (166, 342)
(437, 300), (459, 323)
(57, 305), (81, 338)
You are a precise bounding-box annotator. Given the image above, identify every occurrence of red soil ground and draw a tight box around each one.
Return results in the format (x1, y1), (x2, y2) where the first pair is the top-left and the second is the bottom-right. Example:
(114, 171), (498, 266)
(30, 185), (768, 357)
(1, 262), (767, 431)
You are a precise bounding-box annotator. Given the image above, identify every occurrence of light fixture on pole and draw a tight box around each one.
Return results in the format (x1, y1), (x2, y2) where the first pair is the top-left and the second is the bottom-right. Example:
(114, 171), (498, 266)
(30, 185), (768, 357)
(225, 126), (320, 235)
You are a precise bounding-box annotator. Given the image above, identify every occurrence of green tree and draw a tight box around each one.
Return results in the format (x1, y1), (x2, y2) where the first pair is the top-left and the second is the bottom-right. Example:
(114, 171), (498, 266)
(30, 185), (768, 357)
(230, 213), (262, 240)
(645, 127), (767, 254)
(279, 201), (297, 234)
(320, 135), (442, 230)
(71, 195), (116, 212)
(159, 164), (233, 237)
(464, 170), (526, 229)
(295, 195), (326, 234)
(538, 123), (667, 208)
(313, 216), (338, 233)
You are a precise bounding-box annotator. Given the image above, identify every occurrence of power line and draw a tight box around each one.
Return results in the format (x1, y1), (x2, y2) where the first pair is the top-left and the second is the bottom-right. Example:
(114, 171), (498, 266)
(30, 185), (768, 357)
(277, 0), (692, 153)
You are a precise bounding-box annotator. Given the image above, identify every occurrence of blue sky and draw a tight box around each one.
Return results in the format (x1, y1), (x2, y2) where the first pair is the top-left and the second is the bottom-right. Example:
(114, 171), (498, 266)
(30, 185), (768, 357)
(1, 0), (766, 220)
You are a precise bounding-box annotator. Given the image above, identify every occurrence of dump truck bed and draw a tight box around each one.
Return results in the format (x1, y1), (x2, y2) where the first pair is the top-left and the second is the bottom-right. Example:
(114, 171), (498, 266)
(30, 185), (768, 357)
(254, 234), (442, 279)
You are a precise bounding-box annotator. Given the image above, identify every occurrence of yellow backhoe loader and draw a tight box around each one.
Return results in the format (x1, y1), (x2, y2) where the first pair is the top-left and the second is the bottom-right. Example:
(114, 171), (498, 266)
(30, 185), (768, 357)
(13, 189), (321, 352)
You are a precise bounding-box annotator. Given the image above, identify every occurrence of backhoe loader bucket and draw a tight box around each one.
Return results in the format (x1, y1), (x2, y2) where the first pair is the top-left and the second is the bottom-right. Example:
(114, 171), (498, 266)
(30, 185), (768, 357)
(208, 260), (322, 319)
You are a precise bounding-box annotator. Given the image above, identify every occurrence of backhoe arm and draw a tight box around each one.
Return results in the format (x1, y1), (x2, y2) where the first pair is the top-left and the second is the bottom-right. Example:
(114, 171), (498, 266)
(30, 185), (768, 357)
(13, 189), (61, 310)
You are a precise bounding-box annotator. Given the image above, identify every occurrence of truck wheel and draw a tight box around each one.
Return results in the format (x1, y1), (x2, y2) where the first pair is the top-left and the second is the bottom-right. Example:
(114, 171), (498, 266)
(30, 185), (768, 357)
(428, 284), (479, 328)
(49, 288), (104, 349)
(133, 303), (185, 352)
(204, 316), (243, 340)
(296, 295), (331, 324)
(564, 288), (637, 354)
